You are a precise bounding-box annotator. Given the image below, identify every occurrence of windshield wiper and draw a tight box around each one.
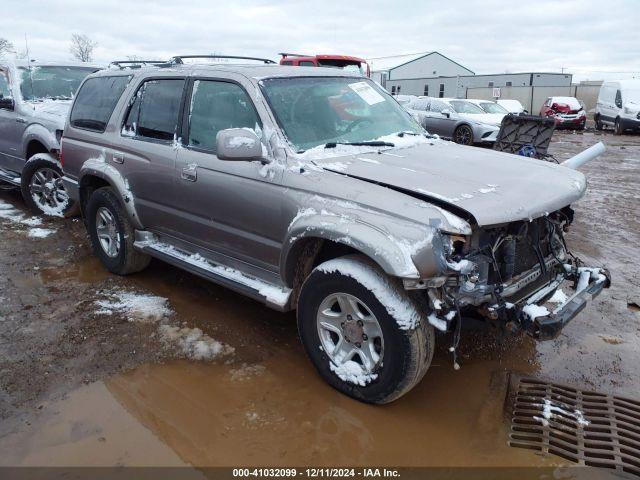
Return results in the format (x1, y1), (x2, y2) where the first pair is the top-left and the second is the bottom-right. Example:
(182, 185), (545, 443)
(395, 131), (419, 137)
(324, 141), (395, 148)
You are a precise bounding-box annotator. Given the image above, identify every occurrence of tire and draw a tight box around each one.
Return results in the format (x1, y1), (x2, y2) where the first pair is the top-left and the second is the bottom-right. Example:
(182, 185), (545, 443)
(21, 153), (79, 217)
(614, 117), (624, 135)
(453, 125), (473, 145)
(297, 255), (435, 404)
(85, 187), (150, 275)
(594, 114), (603, 131)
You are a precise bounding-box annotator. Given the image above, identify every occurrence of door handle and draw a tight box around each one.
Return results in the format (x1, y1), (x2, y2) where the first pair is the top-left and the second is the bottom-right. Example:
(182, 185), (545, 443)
(15, 118), (26, 124)
(181, 163), (197, 182)
(112, 152), (124, 164)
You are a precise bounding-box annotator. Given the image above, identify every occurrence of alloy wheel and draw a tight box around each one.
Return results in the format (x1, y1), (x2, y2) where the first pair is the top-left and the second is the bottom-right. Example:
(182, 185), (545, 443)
(95, 207), (121, 258)
(29, 167), (69, 214)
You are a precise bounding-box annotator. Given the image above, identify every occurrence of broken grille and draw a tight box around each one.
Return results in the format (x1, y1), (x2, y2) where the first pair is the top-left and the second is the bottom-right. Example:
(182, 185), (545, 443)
(508, 377), (640, 477)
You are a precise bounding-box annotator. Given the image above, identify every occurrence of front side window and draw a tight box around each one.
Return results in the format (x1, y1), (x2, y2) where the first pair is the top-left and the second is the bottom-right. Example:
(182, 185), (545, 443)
(479, 102), (508, 114)
(0, 71), (10, 97)
(261, 77), (422, 152)
(70, 76), (131, 132)
(124, 79), (185, 141)
(187, 80), (261, 152)
(429, 99), (448, 113)
(19, 66), (97, 101)
(615, 90), (622, 108)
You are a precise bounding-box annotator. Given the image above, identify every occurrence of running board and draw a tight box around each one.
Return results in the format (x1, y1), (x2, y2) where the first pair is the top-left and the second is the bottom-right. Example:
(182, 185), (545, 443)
(0, 168), (20, 187)
(133, 238), (292, 311)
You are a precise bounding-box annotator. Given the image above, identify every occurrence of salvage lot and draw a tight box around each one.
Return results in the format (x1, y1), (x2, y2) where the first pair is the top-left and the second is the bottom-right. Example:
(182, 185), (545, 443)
(0, 131), (639, 468)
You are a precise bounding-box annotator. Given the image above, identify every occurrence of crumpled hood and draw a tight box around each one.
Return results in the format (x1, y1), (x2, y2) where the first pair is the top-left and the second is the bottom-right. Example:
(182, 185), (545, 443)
(314, 140), (586, 227)
(29, 100), (72, 128)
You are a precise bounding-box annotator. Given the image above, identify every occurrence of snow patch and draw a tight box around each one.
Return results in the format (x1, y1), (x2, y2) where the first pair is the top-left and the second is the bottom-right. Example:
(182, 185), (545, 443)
(548, 289), (568, 304)
(534, 399), (590, 427)
(329, 360), (377, 386)
(95, 291), (172, 323)
(316, 257), (422, 330)
(522, 304), (550, 320)
(27, 227), (55, 238)
(159, 325), (234, 361)
(427, 313), (448, 332)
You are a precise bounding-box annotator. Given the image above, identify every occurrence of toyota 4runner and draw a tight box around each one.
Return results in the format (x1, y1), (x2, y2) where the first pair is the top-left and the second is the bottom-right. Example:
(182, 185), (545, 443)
(61, 57), (610, 403)
(0, 60), (98, 215)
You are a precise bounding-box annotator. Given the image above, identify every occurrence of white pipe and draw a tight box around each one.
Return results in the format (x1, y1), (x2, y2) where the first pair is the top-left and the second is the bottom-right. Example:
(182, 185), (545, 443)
(562, 141), (606, 170)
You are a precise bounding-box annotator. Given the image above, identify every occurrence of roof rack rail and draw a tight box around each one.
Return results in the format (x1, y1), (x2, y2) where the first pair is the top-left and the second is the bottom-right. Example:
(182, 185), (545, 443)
(278, 52), (312, 58)
(170, 55), (276, 65)
(109, 60), (168, 69)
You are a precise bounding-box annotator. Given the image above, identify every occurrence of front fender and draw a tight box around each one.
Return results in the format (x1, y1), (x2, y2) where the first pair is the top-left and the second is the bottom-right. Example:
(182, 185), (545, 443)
(281, 208), (440, 283)
(21, 123), (59, 158)
(79, 156), (143, 230)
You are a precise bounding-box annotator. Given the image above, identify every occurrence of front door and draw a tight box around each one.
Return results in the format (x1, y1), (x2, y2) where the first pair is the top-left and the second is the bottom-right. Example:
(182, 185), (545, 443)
(173, 78), (283, 272)
(0, 68), (20, 172)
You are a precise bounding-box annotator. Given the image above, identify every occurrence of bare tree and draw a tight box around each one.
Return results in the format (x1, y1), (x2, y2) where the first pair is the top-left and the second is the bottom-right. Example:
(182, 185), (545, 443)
(0, 38), (15, 57)
(69, 34), (97, 62)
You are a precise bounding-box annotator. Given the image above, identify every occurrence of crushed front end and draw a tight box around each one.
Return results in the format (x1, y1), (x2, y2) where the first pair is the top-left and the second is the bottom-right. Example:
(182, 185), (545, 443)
(423, 207), (611, 340)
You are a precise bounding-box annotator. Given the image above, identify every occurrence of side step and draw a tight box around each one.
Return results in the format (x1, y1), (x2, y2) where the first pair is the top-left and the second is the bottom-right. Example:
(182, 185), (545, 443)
(0, 168), (21, 187)
(134, 239), (293, 312)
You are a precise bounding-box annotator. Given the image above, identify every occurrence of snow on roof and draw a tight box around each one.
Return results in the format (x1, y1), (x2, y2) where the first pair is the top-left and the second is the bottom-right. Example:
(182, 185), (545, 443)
(368, 52), (432, 73)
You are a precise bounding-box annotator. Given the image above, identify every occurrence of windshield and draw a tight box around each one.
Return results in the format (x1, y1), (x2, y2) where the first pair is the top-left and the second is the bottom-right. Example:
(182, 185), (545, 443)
(19, 66), (97, 101)
(479, 102), (508, 114)
(449, 100), (485, 114)
(261, 77), (423, 152)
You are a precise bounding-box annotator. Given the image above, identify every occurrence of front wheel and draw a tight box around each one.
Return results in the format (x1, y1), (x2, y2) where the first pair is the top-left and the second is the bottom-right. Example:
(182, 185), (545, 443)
(614, 118), (623, 135)
(453, 125), (473, 145)
(297, 255), (434, 404)
(21, 153), (78, 217)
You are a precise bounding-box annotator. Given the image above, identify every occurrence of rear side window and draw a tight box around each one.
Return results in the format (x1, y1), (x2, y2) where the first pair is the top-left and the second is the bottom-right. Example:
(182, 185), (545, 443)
(123, 79), (185, 141)
(70, 76), (131, 132)
(187, 80), (261, 153)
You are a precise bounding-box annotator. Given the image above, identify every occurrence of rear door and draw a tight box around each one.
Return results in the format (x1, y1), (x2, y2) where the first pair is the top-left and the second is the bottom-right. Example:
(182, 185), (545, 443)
(425, 99), (457, 137)
(172, 76), (283, 271)
(116, 77), (186, 232)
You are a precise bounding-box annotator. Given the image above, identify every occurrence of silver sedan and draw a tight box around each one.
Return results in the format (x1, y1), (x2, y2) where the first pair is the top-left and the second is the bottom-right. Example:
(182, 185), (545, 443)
(404, 97), (500, 145)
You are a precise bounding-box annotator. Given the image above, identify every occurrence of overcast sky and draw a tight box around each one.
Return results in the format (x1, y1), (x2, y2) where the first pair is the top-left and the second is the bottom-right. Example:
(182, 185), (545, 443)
(2, 0), (639, 81)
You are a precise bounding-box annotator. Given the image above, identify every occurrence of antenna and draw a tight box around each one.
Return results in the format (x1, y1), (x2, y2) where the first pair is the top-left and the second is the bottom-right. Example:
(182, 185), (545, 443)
(24, 34), (35, 100)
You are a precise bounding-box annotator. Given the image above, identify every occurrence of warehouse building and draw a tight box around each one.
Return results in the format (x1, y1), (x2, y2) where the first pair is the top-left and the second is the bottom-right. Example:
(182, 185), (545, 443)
(369, 52), (574, 113)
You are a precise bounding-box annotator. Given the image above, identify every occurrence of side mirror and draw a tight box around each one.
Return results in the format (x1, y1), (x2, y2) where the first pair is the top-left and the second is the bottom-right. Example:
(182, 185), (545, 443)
(216, 128), (264, 161)
(441, 109), (452, 118)
(0, 95), (14, 111)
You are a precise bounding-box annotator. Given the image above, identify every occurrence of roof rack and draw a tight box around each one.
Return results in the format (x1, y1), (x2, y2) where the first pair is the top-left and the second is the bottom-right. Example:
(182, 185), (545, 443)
(109, 60), (168, 69)
(170, 55), (276, 65)
(278, 52), (312, 58)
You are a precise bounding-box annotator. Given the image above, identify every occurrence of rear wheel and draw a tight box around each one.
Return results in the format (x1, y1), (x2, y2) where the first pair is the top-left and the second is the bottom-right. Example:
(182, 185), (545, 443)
(594, 114), (603, 131)
(297, 255), (434, 404)
(21, 153), (78, 217)
(86, 187), (150, 275)
(453, 125), (473, 145)
(614, 117), (623, 135)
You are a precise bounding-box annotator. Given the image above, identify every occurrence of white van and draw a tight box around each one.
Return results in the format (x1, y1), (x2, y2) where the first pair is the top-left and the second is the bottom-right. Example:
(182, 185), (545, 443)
(595, 80), (640, 134)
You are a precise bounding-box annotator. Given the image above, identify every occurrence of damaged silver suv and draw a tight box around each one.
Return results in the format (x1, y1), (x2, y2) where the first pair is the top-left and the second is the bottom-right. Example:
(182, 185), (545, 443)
(61, 56), (610, 403)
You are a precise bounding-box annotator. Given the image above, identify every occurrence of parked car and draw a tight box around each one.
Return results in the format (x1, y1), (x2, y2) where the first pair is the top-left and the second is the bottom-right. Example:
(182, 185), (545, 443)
(465, 99), (508, 123)
(405, 97), (500, 145)
(497, 99), (527, 114)
(62, 59), (609, 403)
(539, 96), (586, 130)
(594, 80), (640, 134)
(0, 60), (99, 215)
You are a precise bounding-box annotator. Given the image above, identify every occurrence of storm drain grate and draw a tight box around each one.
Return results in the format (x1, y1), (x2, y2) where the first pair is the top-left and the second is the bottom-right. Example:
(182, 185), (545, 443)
(508, 377), (640, 477)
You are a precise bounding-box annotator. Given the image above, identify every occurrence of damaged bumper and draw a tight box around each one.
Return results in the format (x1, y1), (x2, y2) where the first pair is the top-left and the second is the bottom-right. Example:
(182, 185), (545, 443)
(518, 266), (611, 340)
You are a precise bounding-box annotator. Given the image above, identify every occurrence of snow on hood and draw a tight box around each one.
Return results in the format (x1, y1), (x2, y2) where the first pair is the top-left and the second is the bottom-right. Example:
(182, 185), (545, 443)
(458, 112), (504, 127)
(311, 141), (586, 227)
(29, 99), (72, 118)
(551, 97), (582, 110)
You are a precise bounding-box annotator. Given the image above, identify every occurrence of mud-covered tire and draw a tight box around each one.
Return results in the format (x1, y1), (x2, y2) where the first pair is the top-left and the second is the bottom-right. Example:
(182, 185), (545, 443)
(594, 114), (603, 131)
(85, 187), (150, 275)
(614, 118), (623, 135)
(21, 153), (79, 217)
(453, 124), (473, 145)
(297, 255), (434, 404)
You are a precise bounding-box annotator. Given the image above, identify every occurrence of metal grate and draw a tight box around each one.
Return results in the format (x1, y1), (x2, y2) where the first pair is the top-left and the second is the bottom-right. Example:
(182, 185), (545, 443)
(508, 377), (640, 477)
